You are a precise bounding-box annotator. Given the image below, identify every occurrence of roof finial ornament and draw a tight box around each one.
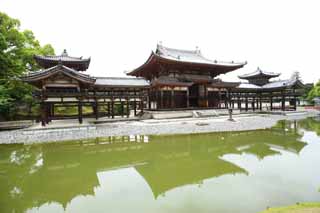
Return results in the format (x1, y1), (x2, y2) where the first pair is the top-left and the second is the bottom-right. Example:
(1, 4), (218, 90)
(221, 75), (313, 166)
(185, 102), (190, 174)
(195, 46), (200, 54)
(62, 49), (68, 56)
(257, 67), (262, 72)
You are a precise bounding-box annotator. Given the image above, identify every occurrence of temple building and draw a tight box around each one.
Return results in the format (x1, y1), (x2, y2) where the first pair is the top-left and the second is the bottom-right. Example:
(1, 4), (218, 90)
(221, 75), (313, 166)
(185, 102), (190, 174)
(127, 44), (247, 109)
(22, 44), (305, 125)
(23, 50), (149, 126)
(230, 67), (304, 111)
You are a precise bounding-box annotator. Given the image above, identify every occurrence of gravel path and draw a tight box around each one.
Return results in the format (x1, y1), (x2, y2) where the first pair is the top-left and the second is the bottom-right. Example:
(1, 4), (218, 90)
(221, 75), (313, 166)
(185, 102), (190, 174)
(0, 113), (315, 144)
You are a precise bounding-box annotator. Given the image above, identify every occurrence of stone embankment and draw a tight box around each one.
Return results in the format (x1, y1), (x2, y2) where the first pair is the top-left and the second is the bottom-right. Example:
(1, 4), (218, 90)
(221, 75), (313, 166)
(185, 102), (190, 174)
(0, 111), (318, 144)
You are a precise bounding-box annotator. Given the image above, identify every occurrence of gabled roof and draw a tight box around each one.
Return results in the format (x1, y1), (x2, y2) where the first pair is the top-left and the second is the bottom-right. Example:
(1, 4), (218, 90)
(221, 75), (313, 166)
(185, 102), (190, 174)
(238, 67), (280, 79)
(156, 44), (246, 67)
(127, 44), (247, 80)
(22, 64), (96, 85)
(235, 78), (304, 91)
(262, 78), (304, 89)
(34, 49), (91, 71)
(94, 77), (149, 88)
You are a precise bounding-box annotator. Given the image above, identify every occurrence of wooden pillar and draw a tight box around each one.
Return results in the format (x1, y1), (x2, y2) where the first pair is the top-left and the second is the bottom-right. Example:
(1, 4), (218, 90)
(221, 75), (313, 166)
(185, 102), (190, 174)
(155, 88), (159, 110)
(107, 102), (110, 118)
(281, 91), (285, 111)
(225, 91), (228, 109)
(140, 99), (144, 113)
(218, 90), (221, 108)
(46, 103), (51, 124)
(245, 96), (248, 111)
(126, 97), (130, 118)
(46, 103), (50, 123)
(41, 101), (46, 127)
(95, 101), (99, 120)
(111, 97), (114, 118)
(148, 90), (151, 109)
(231, 95), (235, 109)
(121, 101), (124, 117)
(293, 89), (297, 111)
(186, 89), (190, 108)
(171, 88), (175, 108)
(237, 94), (241, 110)
(204, 85), (208, 108)
(252, 97), (255, 111)
(259, 95), (262, 111)
(160, 90), (163, 109)
(270, 93), (273, 111)
(51, 103), (55, 118)
(78, 101), (83, 124)
(134, 98), (137, 116)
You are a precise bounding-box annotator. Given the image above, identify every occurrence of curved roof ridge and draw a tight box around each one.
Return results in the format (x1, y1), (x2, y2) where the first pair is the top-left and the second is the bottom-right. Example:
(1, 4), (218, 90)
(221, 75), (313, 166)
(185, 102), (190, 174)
(157, 44), (199, 55)
(34, 54), (89, 61)
(156, 44), (246, 66)
(239, 67), (280, 79)
(22, 64), (95, 84)
(95, 76), (147, 80)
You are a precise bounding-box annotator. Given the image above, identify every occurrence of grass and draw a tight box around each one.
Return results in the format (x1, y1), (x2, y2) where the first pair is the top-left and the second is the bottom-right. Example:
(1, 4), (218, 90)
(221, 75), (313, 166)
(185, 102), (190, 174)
(260, 203), (320, 213)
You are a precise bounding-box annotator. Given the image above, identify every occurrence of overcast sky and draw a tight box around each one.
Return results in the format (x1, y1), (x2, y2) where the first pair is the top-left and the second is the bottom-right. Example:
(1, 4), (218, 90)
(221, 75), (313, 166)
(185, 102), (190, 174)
(1, 0), (319, 83)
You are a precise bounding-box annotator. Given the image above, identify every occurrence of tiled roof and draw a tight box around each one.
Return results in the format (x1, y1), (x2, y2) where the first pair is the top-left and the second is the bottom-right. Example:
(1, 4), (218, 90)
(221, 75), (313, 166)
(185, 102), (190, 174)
(262, 79), (298, 89)
(23, 64), (95, 84)
(236, 79), (303, 90)
(34, 49), (90, 71)
(239, 67), (280, 79)
(95, 77), (149, 87)
(156, 44), (246, 67)
(35, 49), (89, 62)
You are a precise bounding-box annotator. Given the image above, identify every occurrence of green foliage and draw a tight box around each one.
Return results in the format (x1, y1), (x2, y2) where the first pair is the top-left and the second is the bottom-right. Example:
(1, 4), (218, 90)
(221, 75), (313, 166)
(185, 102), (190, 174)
(259, 202), (320, 213)
(0, 11), (55, 120)
(307, 80), (320, 102)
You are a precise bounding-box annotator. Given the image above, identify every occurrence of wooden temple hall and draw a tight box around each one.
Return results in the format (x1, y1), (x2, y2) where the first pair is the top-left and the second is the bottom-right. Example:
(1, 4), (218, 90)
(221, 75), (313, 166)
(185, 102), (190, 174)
(23, 45), (305, 125)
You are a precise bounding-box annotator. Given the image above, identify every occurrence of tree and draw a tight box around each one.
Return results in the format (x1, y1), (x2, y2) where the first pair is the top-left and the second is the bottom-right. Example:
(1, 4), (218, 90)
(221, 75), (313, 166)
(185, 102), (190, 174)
(307, 80), (320, 103)
(0, 12), (55, 120)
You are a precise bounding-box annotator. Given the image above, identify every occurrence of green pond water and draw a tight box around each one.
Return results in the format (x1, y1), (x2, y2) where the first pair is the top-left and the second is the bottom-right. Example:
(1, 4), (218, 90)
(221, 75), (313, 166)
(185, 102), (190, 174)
(1, 118), (320, 213)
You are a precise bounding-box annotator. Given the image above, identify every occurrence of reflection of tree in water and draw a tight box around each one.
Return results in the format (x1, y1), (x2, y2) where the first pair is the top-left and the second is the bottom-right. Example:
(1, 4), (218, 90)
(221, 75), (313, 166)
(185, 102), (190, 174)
(0, 121), (307, 213)
(297, 116), (320, 135)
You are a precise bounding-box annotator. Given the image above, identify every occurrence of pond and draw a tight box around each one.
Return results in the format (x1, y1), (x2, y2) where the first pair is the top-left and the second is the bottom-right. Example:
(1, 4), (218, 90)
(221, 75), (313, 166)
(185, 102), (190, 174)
(0, 117), (320, 213)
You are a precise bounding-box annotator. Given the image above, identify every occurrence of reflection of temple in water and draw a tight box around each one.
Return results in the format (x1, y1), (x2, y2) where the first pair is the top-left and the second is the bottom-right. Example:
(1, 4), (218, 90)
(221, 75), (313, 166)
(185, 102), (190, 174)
(0, 120), (309, 213)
